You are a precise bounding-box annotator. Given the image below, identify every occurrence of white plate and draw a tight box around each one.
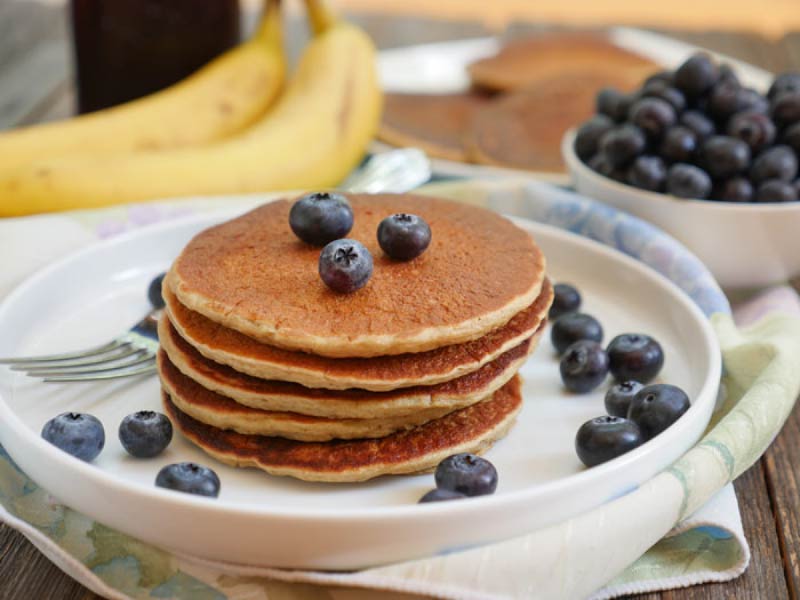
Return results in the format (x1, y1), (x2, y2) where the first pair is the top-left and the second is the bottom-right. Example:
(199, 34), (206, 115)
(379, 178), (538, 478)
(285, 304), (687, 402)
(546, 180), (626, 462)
(0, 210), (720, 569)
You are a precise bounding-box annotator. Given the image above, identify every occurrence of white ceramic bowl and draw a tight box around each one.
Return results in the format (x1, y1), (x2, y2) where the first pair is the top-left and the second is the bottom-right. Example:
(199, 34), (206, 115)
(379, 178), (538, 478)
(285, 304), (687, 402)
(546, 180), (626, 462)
(563, 129), (800, 290)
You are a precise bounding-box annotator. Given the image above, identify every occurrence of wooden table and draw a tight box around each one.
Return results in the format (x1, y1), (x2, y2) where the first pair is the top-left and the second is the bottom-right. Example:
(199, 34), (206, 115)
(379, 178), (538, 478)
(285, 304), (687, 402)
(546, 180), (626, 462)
(1, 1), (799, 598)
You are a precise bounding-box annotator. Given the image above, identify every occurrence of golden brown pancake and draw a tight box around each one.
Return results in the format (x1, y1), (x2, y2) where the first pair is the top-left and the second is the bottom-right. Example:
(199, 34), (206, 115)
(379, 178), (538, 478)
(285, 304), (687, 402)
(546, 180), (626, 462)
(159, 313), (542, 418)
(379, 92), (492, 162)
(163, 375), (523, 482)
(168, 194), (546, 358)
(163, 279), (553, 391)
(465, 71), (642, 172)
(158, 351), (456, 441)
(468, 33), (656, 93)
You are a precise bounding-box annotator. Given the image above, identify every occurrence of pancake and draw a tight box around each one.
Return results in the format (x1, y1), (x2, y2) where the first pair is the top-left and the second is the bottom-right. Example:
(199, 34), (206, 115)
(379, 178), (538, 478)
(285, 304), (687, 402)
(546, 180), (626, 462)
(163, 375), (523, 482)
(158, 351), (456, 441)
(159, 313), (542, 418)
(163, 278), (553, 391)
(466, 71), (642, 172)
(168, 194), (546, 358)
(378, 92), (492, 162)
(468, 33), (656, 93)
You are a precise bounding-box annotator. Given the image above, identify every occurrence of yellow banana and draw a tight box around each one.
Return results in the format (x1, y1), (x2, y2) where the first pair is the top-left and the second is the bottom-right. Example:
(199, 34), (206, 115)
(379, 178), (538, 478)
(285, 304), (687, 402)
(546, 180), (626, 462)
(0, 0), (285, 172)
(0, 0), (381, 217)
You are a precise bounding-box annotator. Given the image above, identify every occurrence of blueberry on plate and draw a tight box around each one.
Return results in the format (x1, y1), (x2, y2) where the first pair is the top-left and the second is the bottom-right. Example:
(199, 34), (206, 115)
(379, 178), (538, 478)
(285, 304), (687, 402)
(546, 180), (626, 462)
(575, 416), (643, 468)
(559, 340), (609, 394)
(770, 91), (800, 128)
(418, 488), (467, 503)
(768, 72), (800, 100)
(727, 111), (776, 153)
(750, 145), (798, 184)
(596, 87), (634, 122)
(699, 136), (751, 179)
(155, 462), (220, 497)
(549, 283), (582, 320)
(755, 179), (799, 203)
(674, 53), (719, 99)
(641, 81), (686, 113)
(713, 177), (754, 203)
(289, 191), (353, 246)
(606, 333), (664, 383)
(679, 110), (715, 140)
(318, 239), (373, 293)
(147, 273), (166, 310)
(377, 213), (431, 260)
(666, 163), (712, 199)
(588, 153), (627, 182)
(783, 122), (800, 154)
(598, 124), (646, 168)
(41, 412), (105, 462)
(706, 80), (744, 123)
(629, 98), (676, 140)
(575, 115), (615, 161)
(627, 384), (690, 440)
(434, 453), (497, 497)
(550, 313), (603, 355)
(659, 126), (697, 164)
(627, 155), (667, 192)
(604, 380), (645, 418)
(119, 410), (173, 458)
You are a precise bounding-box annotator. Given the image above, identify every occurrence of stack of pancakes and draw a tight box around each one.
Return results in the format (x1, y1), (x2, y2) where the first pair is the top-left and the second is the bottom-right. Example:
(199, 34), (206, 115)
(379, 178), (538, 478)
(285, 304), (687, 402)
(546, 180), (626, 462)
(158, 194), (553, 482)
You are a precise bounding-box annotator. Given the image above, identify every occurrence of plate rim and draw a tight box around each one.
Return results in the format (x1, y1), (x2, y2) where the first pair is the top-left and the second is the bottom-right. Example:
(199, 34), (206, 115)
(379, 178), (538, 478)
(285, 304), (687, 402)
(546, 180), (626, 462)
(0, 208), (721, 523)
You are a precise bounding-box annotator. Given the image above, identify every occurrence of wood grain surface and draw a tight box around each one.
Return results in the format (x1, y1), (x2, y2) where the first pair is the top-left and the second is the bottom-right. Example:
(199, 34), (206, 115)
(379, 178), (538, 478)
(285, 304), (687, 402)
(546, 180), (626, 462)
(1, 0), (800, 598)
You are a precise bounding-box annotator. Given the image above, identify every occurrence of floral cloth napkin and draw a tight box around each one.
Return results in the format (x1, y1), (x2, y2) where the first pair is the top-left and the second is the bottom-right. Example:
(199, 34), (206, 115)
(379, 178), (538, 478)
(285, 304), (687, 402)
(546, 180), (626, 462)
(1, 180), (799, 599)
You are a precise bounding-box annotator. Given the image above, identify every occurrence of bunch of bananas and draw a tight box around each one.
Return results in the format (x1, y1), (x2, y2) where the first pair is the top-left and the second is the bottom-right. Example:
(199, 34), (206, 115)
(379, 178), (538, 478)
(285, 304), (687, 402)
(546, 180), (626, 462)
(0, 0), (382, 217)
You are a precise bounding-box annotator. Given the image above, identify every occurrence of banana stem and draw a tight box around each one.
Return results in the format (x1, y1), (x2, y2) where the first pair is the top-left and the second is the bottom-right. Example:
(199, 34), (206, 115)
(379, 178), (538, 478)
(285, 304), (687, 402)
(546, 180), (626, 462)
(253, 0), (283, 46)
(304, 0), (339, 35)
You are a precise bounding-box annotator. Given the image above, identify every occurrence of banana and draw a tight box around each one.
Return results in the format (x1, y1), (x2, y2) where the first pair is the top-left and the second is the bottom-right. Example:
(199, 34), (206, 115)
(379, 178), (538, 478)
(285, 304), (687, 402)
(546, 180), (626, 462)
(0, 0), (285, 172)
(0, 0), (382, 217)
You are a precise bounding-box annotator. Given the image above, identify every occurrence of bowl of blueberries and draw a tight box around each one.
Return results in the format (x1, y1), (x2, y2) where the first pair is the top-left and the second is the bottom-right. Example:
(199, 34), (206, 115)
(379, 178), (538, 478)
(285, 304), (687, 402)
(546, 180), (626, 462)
(562, 52), (800, 290)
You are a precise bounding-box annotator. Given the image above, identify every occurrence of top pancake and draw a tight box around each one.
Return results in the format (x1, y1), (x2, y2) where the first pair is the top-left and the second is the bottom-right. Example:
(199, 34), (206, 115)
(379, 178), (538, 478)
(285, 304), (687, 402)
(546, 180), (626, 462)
(168, 194), (545, 358)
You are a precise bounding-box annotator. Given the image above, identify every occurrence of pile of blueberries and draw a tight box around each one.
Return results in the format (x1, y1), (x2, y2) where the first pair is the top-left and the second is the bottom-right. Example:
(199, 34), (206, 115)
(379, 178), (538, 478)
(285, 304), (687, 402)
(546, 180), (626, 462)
(575, 52), (800, 202)
(549, 283), (691, 467)
(289, 192), (432, 293)
(39, 274), (222, 498)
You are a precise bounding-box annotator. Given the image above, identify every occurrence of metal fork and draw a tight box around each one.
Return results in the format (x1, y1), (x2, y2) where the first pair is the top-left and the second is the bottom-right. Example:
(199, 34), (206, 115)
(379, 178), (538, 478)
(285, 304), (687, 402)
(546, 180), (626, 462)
(0, 311), (160, 382)
(0, 148), (432, 383)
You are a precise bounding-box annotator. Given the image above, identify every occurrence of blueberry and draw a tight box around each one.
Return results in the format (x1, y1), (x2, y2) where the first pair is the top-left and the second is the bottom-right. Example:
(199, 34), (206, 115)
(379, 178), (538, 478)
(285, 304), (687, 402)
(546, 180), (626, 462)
(641, 81), (687, 113)
(755, 179), (798, 202)
(559, 340), (609, 394)
(629, 98), (676, 140)
(713, 177), (754, 202)
(418, 488), (466, 503)
(588, 153), (627, 182)
(750, 145), (798, 183)
(700, 136), (751, 179)
(289, 192), (353, 246)
(605, 381), (645, 418)
(659, 126), (698, 163)
(707, 80), (744, 123)
(575, 416), (643, 467)
(377, 213), (431, 260)
(550, 312), (603, 355)
(156, 462), (220, 497)
(783, 122), (800, 154)
(666, 163), (712, 199)
(770, 91), (800, 128)
(627, 155), (666, 192)
(674, 53), (719, 98)
(768, 72), (800, 100)
(575, 115), (615, 161)
(627, 384), (690, 440)
(434, 453), (497, 497)
(680, 110), (715, 140)
(606, 333), (664, 383)
(549, 283), (582, 320)
(147, 273), (166, 310)
(318, 239), (373, 293)
(738, 88), (769, 114)
(596, 88), (634, 122)
(41, 413), (105, 462)
(118, 411), (172, 458)
(718, 64), (740, 86)
(599, 125), (646, 168)
(644, 70), (674, 87)
(727, 111), (776, 153)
